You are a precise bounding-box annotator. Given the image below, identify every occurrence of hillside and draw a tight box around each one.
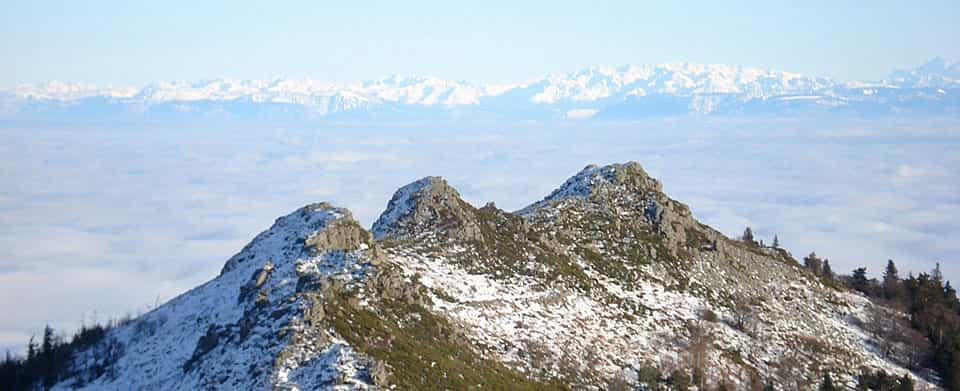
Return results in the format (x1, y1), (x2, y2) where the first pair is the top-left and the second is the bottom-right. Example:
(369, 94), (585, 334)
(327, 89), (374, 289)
(26, 162), (936, 390)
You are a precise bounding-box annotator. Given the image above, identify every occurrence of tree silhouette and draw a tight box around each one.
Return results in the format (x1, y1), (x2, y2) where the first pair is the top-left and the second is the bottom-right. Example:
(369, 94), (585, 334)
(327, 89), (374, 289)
(742, 227), (755, 245)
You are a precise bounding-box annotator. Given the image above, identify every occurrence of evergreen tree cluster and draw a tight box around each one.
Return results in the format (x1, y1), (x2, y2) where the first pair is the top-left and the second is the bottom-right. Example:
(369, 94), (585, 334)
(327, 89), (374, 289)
(853, 368), (915, 390)
(0, 321), (122, 390)
(803, 252), (835, 279)
(839, 260), (960, 389)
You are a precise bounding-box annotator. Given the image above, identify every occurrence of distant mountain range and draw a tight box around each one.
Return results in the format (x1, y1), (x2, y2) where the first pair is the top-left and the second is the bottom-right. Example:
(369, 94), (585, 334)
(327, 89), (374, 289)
(2, 58), (957, 121)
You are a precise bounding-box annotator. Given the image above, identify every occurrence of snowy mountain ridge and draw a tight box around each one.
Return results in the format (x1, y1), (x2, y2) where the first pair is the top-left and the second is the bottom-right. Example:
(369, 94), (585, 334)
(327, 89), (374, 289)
(4, 59), (957, 119)
(48, 162), (938, 390)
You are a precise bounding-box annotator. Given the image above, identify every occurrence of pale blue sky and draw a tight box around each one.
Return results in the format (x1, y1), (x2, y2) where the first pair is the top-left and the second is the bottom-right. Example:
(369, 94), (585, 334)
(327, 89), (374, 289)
(1, 1), (957, 88)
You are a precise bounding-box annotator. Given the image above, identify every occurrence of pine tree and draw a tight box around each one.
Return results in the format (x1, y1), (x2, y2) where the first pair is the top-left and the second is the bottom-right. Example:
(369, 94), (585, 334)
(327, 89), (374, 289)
(26, 335), (36, 386)
(804, 252), (823, 275)
(883, 259), (900, 299)
(27, 335), (36, 363)
(897, 374), (915, 391)
(742, 227), (755, 245)
(1, 350), (15, 386)
(945, 281), (958, 308)
(822, 260), (834, 280)
(41, 325), (53, 357)
(41, 324), (56, 388)
(819, 372), (837, 391)
(772, 235), (779, 248)
(851, 267), (870, 293)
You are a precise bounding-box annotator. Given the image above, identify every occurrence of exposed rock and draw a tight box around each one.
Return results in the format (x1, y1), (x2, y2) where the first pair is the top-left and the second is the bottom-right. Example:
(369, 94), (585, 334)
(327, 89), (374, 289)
(371, 176), (482, 243)
(51, 162), (937, 391)
(305, 219), (369, 253)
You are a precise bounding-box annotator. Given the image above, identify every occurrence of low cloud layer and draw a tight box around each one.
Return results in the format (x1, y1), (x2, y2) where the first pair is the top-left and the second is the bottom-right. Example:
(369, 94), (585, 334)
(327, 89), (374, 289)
(1, 118), (958, 353)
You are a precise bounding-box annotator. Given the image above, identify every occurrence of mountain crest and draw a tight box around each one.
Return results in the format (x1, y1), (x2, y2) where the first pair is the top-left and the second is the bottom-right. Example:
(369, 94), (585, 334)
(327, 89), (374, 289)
(43, 162), (937, 390)
(371, 176), (481, 242)
(220, 202), (356, 275)
(519, 162), (664, 214)
(5, 59), (958, 120)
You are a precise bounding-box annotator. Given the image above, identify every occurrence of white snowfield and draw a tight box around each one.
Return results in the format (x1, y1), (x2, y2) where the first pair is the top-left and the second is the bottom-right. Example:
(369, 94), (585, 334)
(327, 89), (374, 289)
(5, 58), (957, 118)
(52, 163), (940, 390)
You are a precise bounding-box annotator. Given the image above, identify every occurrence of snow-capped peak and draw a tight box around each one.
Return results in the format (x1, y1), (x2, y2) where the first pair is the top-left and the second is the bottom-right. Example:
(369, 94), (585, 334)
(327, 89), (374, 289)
(4, 59), (956, 119)
(46, 163), (937, 390)
(888, 57), (960, 88)
(220, 202), (351, 275)
(371, 176), (457, 239)
(519, 162), (662, 215)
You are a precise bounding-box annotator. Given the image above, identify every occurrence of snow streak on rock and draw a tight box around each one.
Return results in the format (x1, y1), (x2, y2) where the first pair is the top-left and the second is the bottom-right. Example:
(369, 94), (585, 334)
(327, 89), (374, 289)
(50, 162), (941, 390)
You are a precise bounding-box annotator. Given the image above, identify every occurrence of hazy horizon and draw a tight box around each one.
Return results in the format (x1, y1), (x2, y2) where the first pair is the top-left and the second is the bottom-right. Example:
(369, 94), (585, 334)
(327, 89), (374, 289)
(2, 1), (959, 88)
(2, 1), (959, 367)
(3, 117), (959, 354)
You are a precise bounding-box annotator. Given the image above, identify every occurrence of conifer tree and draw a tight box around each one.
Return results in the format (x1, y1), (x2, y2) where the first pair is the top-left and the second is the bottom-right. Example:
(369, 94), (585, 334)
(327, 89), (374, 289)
(804, 252), (823, 275)
(742, 227), (755, 245)
(27, 335), (36, 362)
(819, 372), (836, 391)
(822, 260), (834, 280)
(945, 281), (958, 307)
(772, 235), (779, 248)
(883, 259), (900, 299)
(851, 267), (870, 293)
(897, 374), (914, 391)
(41, 324), (56, 388)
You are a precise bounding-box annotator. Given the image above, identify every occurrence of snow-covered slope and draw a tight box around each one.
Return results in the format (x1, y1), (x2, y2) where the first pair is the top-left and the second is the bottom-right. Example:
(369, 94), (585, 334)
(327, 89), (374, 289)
(5, 59), (957, 120)
(52, 163), (939, 390)
(380, 163), (936, 389)
(55, 203), (384, 390)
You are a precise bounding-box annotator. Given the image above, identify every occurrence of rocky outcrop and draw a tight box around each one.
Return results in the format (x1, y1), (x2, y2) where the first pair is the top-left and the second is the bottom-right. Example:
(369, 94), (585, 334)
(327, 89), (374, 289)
(52, 162), (935, 391)
(518, 162), (713, 259)
(371, 176), (482, 243)
(374, 162), (933, 389)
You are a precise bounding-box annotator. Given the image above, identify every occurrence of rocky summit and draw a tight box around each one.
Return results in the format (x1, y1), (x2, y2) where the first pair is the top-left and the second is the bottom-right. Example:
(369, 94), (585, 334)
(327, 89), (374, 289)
(47, 162), (934, 390)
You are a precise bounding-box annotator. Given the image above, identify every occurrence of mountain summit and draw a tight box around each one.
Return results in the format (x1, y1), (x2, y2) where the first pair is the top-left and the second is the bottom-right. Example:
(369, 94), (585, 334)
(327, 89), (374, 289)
(45, 162), (933, 390)
(371, 176), (479, 242)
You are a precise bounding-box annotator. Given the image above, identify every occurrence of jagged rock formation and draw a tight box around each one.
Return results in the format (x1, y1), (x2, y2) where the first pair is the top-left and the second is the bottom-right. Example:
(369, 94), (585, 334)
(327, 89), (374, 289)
(51, 162), (937, 390)
(371, 176), (483, 244)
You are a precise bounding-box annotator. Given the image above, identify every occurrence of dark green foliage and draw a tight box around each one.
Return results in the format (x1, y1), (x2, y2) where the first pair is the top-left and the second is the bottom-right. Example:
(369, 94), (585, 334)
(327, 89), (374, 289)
(849, 267), (878, 295)
(699, 308), (719, 322)
(635, 364), (661, 386)
(822, 259), (834, 280)
(856, 368), (914, 390)
(819, 372), (837, 391)
(0, 322), (119, 390)
(321, 291), (565, 390)
(839, 260), (960, 390)
(804, 252), (823, 276)
(666, 368), (692, 390)
(803, 252), (846, 289)
(898, 374), (915, 391)
(742, 226), (755, 245)
(884, 260), (901, 299)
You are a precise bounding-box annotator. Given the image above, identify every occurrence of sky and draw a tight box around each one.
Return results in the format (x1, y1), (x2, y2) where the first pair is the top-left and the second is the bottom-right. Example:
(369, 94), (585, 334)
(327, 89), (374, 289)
(1, 0), (960, 356)
(2, 1), (959, 88)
